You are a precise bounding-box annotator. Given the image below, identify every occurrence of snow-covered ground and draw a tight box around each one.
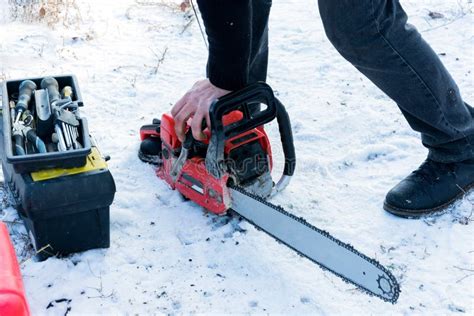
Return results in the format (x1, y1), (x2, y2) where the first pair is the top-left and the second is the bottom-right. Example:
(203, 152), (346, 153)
(1, 0), (473, 314)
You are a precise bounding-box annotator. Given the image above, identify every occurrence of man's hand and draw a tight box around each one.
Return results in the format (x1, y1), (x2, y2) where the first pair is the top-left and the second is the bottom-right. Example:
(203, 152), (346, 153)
(171, 79), (230, 141)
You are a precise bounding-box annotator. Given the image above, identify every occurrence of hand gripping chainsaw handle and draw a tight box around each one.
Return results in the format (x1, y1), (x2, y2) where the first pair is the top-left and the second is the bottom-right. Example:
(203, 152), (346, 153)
(206, 82), (296, 194)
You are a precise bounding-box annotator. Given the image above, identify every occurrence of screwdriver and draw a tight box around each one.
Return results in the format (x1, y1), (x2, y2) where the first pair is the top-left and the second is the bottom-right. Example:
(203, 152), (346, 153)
(40, 77), (61, 105)
(14, 80), (36, 123)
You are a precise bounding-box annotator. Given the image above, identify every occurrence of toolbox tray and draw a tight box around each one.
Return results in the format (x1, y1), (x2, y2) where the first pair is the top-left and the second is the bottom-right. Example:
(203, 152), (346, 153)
(2, 75), (91, 173)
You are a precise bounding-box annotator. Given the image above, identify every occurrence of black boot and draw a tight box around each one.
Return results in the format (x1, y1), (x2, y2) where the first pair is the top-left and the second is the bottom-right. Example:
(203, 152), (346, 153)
(384, 158), (474, 218)
(138, 120), (162, 165)
(138, 137), (162, 165)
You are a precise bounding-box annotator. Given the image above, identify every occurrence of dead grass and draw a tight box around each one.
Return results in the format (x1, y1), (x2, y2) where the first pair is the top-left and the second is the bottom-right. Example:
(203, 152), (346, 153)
(8, 0), (82, 28)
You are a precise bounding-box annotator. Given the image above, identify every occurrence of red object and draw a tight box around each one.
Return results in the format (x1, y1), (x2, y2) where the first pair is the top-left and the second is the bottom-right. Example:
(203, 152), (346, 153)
(0, 222), (30, 316)
(140, 112), (272, 215)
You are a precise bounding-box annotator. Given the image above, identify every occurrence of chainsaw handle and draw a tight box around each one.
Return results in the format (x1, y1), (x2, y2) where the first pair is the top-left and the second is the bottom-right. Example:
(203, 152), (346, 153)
(208, 83), (278, 139)
(275, 98), (296, 177)
(206, 82), (296, 180)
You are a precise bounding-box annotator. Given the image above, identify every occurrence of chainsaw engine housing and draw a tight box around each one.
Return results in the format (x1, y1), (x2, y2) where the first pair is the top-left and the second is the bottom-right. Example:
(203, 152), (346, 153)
(140, 111), (273, 215)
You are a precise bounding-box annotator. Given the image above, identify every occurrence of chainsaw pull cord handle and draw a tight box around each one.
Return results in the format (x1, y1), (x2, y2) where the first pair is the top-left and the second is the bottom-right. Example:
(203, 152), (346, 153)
(206, 82), (296, 190)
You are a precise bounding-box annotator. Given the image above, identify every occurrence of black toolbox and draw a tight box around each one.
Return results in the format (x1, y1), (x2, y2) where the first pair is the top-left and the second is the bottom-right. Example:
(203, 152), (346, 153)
(0, 75), (115, 261)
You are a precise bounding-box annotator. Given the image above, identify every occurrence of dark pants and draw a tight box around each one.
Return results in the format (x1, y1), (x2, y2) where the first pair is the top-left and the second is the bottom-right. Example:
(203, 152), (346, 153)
(250, 0), (474, 163)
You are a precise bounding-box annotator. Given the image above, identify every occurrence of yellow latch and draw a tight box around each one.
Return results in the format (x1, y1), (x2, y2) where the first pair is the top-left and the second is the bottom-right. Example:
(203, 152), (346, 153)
(31, 147), (108, 181)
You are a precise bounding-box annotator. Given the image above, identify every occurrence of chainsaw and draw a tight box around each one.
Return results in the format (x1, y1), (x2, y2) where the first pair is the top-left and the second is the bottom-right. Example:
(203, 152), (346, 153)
(139, 82), (400, 303)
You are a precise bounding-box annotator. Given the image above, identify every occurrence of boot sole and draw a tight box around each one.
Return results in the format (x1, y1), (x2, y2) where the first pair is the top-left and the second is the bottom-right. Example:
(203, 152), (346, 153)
(138, 151), (162, 166)
(383, 182), (474, 219)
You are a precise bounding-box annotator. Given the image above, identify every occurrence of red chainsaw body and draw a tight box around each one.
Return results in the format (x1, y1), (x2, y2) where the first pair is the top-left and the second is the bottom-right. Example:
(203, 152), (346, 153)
(0, 223), (31, 316)
(140, 112), (273, 215)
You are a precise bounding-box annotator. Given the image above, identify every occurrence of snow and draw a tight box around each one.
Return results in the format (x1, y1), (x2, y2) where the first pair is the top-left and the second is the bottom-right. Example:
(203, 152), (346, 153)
(1, 0), (473, 314)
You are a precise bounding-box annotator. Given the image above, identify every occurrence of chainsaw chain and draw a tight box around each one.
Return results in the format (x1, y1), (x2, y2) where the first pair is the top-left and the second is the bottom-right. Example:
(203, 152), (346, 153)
(229, 184), (400, 303)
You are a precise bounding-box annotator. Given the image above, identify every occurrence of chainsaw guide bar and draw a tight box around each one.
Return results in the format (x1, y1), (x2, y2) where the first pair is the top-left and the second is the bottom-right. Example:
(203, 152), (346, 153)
(229, 184), (400, 303)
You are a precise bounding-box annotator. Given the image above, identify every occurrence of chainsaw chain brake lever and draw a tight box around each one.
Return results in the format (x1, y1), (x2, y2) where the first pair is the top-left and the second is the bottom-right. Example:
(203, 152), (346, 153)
(205, 82), (296, 195)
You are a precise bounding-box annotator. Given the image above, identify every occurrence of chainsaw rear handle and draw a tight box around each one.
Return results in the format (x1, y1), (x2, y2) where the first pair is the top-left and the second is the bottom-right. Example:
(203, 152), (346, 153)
(274, 98), (296, 177)
(206, 82), (296, 182)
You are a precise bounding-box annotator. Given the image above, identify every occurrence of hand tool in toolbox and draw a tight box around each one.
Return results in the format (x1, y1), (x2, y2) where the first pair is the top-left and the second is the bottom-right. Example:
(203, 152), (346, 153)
(10, 80), (46, 156)
(139, 82), (400, 303)
(40, 77), (82, 152)
(9, 77), (81, 155)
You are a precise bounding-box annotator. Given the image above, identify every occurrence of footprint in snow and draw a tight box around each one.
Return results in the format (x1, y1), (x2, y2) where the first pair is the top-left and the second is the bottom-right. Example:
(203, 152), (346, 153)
(172, 301), (181, 310)
(300, 296), (311, 304)
(209, 215), (232, 230)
